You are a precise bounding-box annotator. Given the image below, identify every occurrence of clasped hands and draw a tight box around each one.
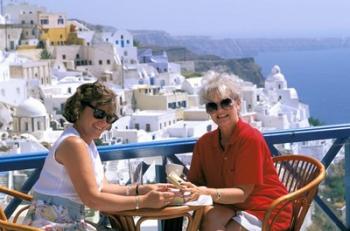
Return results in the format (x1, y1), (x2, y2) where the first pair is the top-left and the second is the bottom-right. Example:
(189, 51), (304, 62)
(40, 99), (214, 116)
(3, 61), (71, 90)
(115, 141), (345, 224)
(138, 181), (207, 208)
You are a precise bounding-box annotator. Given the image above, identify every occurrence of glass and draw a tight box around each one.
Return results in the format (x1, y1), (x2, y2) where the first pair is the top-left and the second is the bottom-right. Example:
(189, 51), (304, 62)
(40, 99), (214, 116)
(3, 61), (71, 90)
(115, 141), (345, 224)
(85, 103), (119, 124)
(128, 159), (144, 185)
(205, 98), (233, 113)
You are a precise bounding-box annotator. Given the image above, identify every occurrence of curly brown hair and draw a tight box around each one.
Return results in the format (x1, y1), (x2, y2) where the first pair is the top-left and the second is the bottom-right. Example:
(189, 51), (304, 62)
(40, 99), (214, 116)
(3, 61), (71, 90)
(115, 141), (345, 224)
(63, 81), (118, 123)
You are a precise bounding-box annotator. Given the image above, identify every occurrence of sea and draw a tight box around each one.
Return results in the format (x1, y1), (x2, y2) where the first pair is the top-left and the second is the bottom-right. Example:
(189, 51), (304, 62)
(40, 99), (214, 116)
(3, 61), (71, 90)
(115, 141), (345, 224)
(254, 48), (350, 125)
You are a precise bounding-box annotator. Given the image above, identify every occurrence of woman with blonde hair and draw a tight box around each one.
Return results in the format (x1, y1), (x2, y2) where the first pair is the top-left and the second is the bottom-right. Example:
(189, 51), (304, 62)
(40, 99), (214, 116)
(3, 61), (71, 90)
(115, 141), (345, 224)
(185, 72), (292, 231)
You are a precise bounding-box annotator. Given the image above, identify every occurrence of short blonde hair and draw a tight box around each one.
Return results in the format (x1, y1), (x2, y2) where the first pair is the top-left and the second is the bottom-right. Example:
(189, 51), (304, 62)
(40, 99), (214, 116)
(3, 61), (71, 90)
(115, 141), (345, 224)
(198, 72), (241, 104)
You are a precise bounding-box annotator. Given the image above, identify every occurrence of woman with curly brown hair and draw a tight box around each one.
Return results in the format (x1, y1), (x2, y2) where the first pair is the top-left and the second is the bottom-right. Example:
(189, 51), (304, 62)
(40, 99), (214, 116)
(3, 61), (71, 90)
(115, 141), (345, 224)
(23, 81), (174, 230)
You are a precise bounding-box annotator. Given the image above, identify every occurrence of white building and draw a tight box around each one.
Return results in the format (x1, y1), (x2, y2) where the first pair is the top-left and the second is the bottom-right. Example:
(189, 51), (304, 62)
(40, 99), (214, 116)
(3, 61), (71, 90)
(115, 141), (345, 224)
(40, 75), (96, 122)
(255, 65), (310, 130)
(53, 43), (122, 84)
(0, 79), (27, 106)
(181, 77), (202, 95)
(0, 20), (22, 51)
(4, 2), (45, 25)
(131, 110), (177, 132)
(68, 20), (95, 46)
(12, 97), (50, 140)
(3, 3), (44, 47)
(10, 60), (52, 85)
(101, 30), (138, 65)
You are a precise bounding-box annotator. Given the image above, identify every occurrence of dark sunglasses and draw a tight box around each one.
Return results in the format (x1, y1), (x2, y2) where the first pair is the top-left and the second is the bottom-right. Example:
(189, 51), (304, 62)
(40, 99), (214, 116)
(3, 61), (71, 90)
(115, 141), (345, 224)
(205, 98), (233, 113)
(85, 103), (119, 124)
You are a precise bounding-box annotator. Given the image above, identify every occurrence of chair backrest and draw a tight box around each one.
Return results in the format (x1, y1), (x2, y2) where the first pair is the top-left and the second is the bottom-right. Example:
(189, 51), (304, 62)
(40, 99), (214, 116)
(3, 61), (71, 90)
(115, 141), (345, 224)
(264, 154), (326, 231)
(0, 185), (41, 230)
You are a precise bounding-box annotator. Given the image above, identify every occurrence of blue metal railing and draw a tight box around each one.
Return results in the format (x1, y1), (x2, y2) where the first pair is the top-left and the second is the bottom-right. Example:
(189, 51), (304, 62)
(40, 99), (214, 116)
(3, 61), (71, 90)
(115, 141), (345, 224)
(1, 124), (350, 230)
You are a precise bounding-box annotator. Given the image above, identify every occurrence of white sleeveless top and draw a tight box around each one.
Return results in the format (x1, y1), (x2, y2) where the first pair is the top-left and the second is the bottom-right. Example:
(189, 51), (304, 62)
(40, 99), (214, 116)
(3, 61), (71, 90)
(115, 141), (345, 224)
(33, 126), (104, 204)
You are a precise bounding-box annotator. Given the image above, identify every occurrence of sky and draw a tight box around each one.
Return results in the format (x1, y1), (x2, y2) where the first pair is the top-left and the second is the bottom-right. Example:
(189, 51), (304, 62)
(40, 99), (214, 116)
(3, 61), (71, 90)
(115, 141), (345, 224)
(6, 0), (350, 38)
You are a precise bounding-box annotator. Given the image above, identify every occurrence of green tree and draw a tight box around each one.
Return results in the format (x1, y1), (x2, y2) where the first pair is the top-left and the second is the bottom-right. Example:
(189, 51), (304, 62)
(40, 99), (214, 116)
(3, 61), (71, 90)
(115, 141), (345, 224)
(182, 71), (202, 78)
(308, 117), (323, 126)
(133, 39), (141, 48)
(40, 49), (51, 59)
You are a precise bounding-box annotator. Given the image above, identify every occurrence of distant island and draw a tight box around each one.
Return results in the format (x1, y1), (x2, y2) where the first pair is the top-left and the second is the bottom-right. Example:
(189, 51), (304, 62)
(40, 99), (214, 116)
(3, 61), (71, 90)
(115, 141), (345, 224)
(78, 19), (350, 87)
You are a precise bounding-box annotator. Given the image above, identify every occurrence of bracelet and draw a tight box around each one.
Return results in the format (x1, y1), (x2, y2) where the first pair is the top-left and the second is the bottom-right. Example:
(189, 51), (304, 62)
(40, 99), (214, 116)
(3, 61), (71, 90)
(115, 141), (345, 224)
(135, 196), (140, 210)
(135, 184), (140, 195)
(215, 189), (222, 201)
(126, 185), (131, 196)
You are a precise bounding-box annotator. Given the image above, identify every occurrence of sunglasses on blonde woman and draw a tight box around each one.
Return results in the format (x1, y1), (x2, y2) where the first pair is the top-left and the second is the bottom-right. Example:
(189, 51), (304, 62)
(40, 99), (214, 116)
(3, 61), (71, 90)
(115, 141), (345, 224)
(205, 98), (234, 113)
(85, 103), (119, 124)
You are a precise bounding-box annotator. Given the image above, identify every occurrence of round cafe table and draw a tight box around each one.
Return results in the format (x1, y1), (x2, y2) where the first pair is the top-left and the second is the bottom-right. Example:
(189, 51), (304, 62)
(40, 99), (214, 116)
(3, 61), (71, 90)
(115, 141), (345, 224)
(105, 205), (205, 231)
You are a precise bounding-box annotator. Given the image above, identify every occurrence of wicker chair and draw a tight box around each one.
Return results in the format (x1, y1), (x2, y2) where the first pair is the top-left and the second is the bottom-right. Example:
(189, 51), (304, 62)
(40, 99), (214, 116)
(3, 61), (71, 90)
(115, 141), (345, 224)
(0, 185), (40, 231)
(262, 154), (326, 231)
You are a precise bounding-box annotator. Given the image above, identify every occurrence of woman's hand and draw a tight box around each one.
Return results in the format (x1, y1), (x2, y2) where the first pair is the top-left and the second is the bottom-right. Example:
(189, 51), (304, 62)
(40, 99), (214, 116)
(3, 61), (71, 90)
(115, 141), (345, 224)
(139, 183), (173, 194)
(181, 182), (209, 201)
(141, 190), (175, 208)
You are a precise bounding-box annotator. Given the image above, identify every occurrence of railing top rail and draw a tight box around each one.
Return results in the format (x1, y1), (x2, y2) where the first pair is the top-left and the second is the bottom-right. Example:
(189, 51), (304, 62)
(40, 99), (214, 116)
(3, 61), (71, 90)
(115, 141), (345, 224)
(1, 123), (350, 171)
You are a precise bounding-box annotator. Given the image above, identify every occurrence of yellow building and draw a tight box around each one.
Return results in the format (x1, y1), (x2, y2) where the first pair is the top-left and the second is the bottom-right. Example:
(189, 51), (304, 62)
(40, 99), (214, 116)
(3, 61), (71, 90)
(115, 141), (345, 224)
(38, 13), (82, 46)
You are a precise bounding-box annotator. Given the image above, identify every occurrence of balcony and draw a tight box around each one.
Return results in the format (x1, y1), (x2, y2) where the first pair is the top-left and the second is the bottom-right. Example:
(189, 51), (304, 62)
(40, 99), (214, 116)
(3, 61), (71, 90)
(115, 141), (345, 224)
(1, 124), (350, 230)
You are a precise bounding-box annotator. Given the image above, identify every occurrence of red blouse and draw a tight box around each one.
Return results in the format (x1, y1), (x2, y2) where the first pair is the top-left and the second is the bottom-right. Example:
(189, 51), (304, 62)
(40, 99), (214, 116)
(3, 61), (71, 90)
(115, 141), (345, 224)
(188, 119), (292, 230)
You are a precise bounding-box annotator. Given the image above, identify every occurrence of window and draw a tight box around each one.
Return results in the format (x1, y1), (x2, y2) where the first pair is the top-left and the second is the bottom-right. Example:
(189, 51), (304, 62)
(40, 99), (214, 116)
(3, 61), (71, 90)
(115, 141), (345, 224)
(21, 20), (25, 24)
(99, 60), (103, 65)
(135, 123), (140, 130)
(37, 121), (41, 130)
(25, 122), (29, 131)
(124, 51), (128, 56)
(127, 40), (130, 44)
(107, 59), (111, 64)
(58, 18), (64, 24)
(30, 20), (34, 24)
(62, 54), (66, 60)
(115, 40), (119, 45)
(121, 35), (124, 39)
(146, 124), (151, 131)
(76, 54), (80, 59)
(60, 34), (63, 39)
(40, 19), (49, 25)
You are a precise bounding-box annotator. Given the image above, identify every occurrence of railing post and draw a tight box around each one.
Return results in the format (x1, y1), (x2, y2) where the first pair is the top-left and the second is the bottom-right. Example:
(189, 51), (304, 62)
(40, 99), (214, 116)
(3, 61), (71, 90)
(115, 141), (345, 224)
(345, 139), (350, 229)
(155, 156), (167, 231)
